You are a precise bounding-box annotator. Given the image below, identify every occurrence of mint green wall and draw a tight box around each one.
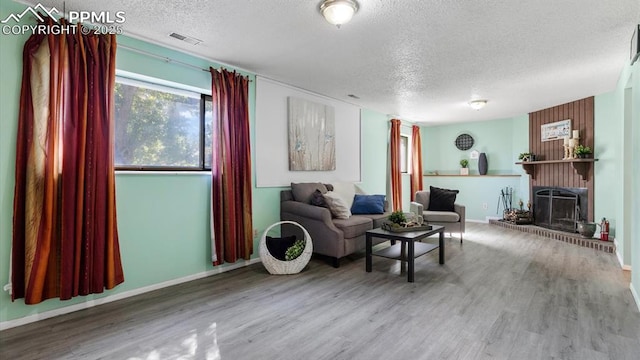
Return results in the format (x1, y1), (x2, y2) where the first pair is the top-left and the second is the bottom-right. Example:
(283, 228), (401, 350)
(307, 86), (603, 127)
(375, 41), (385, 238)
(0, 1), (394, 324)
(359, 109), (389, 194)
(0, 1), (263, 323)
(421, 116), (529, 220)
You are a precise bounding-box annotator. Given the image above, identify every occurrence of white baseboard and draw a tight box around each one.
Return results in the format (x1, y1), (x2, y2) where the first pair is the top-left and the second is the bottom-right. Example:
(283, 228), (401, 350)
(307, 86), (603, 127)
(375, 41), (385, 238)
(0, 258), (262, 331)
(631, 283), (640, 312)
(467, 219), (488, 224)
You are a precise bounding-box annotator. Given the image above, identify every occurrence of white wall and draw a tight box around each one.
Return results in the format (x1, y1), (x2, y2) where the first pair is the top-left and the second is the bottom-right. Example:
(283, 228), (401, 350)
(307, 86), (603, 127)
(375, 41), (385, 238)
(255, 77), (361, 187)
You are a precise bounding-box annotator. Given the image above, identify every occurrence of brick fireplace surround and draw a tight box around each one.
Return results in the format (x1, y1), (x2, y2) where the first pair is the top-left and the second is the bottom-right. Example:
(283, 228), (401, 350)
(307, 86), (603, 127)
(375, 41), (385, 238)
(490, 97), (613, 253)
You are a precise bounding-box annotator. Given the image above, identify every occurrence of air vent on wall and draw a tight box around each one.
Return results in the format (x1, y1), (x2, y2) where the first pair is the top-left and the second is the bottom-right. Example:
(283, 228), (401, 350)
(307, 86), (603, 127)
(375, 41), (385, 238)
(169, 32), (203, 45)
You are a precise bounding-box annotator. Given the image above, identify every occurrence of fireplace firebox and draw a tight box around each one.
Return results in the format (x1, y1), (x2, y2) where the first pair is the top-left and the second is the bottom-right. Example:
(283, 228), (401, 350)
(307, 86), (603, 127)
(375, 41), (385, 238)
(533, 187), (588, 233)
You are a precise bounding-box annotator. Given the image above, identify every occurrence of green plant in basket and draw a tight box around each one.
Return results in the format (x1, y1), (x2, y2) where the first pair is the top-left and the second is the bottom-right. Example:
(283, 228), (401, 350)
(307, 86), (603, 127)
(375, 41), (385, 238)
(285, 239), (305, 261)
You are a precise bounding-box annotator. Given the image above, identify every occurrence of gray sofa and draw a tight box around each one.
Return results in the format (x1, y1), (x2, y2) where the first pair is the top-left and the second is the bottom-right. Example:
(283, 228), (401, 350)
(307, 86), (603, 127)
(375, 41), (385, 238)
(280, 183), (390, 267)
(410, 190), (465, 242)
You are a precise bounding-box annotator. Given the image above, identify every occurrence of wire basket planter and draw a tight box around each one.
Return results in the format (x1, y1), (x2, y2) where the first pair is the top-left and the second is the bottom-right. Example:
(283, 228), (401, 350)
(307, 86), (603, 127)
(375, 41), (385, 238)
(259, 221), (313, 275)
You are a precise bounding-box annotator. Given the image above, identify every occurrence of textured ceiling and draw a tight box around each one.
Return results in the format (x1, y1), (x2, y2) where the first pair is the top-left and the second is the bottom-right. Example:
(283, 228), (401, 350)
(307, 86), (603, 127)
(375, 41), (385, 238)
(21, 0), (640, 124)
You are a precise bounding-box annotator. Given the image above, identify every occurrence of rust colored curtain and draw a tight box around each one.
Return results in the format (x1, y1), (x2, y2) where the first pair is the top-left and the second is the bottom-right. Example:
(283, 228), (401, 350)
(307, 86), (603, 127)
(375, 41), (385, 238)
(389, 119), (402, 211)
(210, 68), (253, 265)
(410, 125), (423, 200)
(12, 19), (124, 304)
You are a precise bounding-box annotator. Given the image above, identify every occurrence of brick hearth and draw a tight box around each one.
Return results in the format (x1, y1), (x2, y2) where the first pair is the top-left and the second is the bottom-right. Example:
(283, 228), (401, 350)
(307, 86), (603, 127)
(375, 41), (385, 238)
(489, 219), (615, 253)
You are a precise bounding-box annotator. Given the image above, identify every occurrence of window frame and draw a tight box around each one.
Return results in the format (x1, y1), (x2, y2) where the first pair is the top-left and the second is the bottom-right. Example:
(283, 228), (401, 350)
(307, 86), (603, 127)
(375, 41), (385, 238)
(113, 75), (212, 172)
(400, 134), (409, 174)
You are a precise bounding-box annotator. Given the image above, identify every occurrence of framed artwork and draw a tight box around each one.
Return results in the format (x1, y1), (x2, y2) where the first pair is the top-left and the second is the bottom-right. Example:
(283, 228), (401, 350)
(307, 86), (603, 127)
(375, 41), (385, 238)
(541, 119), (571, 142)
(288, 97), (336, 171)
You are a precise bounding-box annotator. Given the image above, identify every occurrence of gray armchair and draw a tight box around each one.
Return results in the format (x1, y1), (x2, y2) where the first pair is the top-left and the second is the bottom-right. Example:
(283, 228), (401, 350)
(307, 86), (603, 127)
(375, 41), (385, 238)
(411, 190), (465, 242)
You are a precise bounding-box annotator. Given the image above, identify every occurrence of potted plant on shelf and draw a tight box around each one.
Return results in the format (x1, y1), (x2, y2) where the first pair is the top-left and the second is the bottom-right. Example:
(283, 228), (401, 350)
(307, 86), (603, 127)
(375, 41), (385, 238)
(518, 152), (535, 162)
(460, 159), (469, 175)
(574, 145), (592, 158)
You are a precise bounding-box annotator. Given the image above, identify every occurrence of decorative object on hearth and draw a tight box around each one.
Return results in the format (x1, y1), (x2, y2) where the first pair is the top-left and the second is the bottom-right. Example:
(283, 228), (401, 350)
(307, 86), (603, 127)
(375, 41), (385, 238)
(503, 208), (532, 224)
(496, 187), (515, 216)
(455, 133), (474, 150)
(518, 199), (524, 211)
(459, 159), (469, 175)
(574, 145), (592, 158)
(260, 221), (313, 275)
(478, 152), (488, 175)
(599, 218), (610, 241)
(577, 221), (597, 238)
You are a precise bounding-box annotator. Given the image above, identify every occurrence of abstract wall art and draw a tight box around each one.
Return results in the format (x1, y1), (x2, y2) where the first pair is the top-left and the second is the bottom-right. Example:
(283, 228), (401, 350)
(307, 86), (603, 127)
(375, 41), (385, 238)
(288, 97), (336, 171)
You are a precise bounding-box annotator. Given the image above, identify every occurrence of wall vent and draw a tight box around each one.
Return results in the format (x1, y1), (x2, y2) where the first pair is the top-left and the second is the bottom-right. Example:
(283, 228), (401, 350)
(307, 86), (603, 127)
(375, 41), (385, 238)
(169, 32), (203, 45)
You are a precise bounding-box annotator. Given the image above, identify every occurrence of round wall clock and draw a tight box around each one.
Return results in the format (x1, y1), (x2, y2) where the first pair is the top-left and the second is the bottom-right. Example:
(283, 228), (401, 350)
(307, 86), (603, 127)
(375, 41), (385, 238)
(455, 133), (474, 150)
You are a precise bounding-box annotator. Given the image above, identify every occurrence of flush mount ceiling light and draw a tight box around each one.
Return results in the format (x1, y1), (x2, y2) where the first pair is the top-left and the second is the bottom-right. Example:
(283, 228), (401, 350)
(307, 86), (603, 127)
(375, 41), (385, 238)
(469, 99), (488, 110)
(320, 0), (358, 28)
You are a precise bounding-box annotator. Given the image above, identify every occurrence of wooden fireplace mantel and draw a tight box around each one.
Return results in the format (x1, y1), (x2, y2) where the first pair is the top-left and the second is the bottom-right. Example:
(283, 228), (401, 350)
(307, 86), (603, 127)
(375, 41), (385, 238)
(515, 158), (598, 181)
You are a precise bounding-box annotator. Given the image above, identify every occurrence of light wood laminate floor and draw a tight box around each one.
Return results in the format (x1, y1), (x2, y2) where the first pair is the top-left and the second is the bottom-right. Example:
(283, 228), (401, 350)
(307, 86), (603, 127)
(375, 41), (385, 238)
(1, 223), (639, 359)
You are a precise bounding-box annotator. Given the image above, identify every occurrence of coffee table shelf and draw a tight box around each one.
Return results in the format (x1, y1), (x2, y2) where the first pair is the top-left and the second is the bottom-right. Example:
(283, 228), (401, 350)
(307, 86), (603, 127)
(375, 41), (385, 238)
(373, 242), (439, 261)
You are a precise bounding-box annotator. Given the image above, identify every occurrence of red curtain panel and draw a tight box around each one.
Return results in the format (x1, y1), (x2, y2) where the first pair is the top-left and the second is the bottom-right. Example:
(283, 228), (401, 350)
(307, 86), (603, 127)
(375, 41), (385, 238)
(210, 68), (253, 265)
(389, 119), (402, 211)
(12, 19), (124, 304)
(410, 125), (423, 200)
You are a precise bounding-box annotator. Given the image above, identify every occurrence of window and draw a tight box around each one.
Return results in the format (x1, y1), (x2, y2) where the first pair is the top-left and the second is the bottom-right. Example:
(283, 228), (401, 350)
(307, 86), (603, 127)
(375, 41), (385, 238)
(400, 135), (409, 173)
(114, 77), (212, 170)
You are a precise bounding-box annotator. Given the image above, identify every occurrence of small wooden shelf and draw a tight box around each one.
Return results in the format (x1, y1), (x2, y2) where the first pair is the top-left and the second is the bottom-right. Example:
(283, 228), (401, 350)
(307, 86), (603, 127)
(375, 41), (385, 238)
(515, 158), (598, 180)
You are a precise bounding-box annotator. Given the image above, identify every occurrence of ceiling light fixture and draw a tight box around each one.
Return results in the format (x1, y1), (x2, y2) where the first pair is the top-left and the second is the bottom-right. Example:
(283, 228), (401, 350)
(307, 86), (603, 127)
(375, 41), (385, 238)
(469, 99), (488, 110)
(320, 0), (358, 28)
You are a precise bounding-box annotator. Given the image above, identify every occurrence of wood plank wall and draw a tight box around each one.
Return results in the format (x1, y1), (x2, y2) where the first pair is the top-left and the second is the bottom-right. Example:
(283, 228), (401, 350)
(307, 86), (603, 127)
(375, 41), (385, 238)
(528, 97), (594, 221)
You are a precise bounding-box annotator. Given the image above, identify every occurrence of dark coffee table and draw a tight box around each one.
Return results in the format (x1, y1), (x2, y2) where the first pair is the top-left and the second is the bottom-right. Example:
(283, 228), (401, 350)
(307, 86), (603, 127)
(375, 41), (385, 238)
(365, 225), (445, 282)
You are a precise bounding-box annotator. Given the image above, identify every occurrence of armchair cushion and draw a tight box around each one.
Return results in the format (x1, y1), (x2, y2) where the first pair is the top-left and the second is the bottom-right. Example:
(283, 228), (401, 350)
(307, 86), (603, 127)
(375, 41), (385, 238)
(423, 210), (460, 222)
(351, 194), (385, 214)
(428, 186), (459, 212)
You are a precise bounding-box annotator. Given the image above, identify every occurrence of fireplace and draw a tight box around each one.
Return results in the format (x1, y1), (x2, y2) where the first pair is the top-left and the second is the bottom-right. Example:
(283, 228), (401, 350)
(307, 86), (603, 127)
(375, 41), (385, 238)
(533, 187), (588, 233)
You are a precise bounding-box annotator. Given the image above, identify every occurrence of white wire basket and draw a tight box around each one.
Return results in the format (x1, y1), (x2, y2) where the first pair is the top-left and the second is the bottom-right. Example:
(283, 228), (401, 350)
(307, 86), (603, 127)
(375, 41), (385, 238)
(259, 221), (313, 275)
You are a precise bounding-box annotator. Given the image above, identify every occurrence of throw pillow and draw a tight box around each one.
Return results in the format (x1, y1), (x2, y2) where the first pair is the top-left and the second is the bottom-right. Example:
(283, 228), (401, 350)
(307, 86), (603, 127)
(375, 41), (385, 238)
(265, 235), (298, 261)
(427, 186), (459, 212)
(310, 189), (328, 207)
(331, 182), (357, 209)
(291, 182), (328, 204)
(323, 191), (352, 219)
(351, 194), (385, 214)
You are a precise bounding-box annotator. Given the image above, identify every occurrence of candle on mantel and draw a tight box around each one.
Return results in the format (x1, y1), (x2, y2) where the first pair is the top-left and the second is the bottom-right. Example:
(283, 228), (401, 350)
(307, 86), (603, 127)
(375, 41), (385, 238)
(572, 130), (580, 139)
(563, 136), (570, 145)
(569, 138), (577, 147)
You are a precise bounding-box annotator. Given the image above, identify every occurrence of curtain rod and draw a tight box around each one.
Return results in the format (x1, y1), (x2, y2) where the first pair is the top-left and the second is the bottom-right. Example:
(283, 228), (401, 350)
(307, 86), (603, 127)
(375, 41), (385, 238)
(117, 44), (252, 81)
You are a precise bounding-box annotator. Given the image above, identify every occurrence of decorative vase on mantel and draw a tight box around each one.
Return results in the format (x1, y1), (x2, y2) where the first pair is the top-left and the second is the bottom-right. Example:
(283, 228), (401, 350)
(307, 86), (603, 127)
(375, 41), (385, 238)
(478, 152), (488, 175)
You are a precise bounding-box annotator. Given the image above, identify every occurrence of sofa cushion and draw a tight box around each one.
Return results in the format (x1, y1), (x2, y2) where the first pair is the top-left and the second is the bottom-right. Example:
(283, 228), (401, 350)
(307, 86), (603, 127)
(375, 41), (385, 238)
(428, 186), (459, 212)
(310, 189), (328, 207)
(265, 235), (297, 261)
(423, 210), (460, 223)
(291, 182), (328, 204)
(333, 216), (373, 238)
(351, 194), (385, 214)
(323, 191), (352, 219)
(356, 213), (390, 228)
(332, 182), (357, 209)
